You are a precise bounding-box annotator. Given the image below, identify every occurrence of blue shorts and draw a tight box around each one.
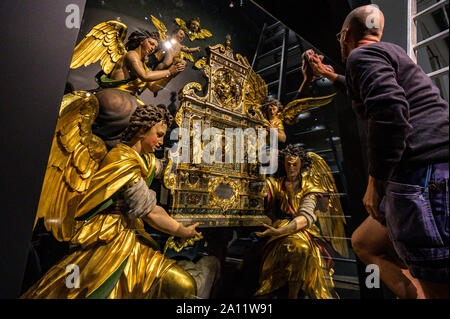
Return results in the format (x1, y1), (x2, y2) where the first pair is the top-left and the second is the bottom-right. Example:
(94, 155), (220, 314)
(380, 162), (449, 284)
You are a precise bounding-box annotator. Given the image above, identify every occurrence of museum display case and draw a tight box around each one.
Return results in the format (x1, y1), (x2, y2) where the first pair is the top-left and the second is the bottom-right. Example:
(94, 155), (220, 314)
(13, 0), (439, 300)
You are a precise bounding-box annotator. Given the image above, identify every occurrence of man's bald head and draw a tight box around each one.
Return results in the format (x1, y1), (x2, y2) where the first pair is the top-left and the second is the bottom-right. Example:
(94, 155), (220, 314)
(342, 5), (385, 41)
(338, 5), (384, 62)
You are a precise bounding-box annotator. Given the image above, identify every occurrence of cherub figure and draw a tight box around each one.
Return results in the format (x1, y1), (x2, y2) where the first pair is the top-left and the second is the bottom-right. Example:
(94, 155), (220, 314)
(175, 17), (213, 42)
(260, 97), (287, 143)
(252, 144), (349, 299)
(69, 20), (185, 148)
(151, 15), (201, 65)
(147, 15), (201, 94)
(295, 49), (337, 99)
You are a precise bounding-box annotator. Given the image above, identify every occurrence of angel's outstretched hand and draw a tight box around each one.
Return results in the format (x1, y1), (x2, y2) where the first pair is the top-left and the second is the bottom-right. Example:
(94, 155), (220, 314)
(255, 223), (279, 237)
(179, 222), (202, 238)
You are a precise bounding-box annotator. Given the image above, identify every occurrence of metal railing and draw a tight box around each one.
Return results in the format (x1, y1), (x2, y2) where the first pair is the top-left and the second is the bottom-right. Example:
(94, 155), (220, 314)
(408, 0), (449, 79)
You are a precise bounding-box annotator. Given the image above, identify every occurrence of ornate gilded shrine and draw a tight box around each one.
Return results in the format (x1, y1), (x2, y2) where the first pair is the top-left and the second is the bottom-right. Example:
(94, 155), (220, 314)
(163, 38), (272, 227)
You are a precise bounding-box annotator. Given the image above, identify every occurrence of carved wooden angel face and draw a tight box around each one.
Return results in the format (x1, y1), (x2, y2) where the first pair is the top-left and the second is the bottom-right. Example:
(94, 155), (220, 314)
(189, 20), (200, 33)
(140, 37), (159, 56)
(141, 121), (167, 153)
(284, 155), (301, 180)
(267, 103), (278, 118)
(174, 29), (186, 43)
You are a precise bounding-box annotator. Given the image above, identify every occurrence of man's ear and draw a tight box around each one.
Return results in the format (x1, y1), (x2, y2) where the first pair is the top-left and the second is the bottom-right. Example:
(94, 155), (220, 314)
(343, 27), (351, 43)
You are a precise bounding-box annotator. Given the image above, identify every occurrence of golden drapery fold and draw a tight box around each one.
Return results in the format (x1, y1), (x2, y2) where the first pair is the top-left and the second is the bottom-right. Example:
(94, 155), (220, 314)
(255, 176), (339, 299)
(22, 143), (196, 299)
(264, 117), (285, 132)
(255, 220), (337, 299)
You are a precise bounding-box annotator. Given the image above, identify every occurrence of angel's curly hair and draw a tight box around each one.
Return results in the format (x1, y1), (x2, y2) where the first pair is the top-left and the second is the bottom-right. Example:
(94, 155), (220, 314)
(171, 27), (185, 36)
(261, 97), (282, 117)
(121, 104), (173, 143)
(280, 144), (311, 170)
(187, 17), (201, 29)
(125, 30), (160, 51)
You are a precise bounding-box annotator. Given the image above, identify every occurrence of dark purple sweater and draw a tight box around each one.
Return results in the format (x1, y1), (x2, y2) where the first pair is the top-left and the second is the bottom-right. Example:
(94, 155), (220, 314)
(338, 41), (448, 181)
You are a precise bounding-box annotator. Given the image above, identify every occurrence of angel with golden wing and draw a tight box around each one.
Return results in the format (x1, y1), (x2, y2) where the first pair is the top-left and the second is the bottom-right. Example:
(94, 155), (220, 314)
(175, 17), (213, 42)
(243, 58), (336, 145)
(23, 96), (216, 298)
(22, 20), (225, 299)
(70, 20), (185, 147)
(252, 144), (349, 299)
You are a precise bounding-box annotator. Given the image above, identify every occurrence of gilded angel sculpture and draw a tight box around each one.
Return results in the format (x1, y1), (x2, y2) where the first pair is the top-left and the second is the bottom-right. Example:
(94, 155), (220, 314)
(253, 144), (349, 299)
(69, 20), (185, 147)
(175, 17), (212, 42)
(151, 15), (201, 64)
(243, 60), (336, 145)
(23, 98), (206, 298)
(147, 15), (203, 94)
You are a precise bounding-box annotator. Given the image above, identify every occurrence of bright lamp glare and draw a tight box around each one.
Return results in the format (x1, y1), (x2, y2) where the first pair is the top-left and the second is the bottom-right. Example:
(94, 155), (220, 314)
(164, 41), (172, 49)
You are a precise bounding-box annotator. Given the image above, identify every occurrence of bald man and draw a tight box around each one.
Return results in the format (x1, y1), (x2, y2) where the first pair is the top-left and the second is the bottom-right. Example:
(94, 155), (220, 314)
(309, 5), (449, 299)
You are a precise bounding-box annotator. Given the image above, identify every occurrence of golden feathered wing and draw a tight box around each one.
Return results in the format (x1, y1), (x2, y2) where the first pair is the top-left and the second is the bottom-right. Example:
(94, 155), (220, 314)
(34, 91), (107, 242)
(196, 28), (213, 40)
(241, 57), (267, 121)
(151, 15), (168, 41)
(305, 152), (349, 257)
(279, 93), (337, 125)
(175, 18), (189, 35)
(70, 20), (128, 75)
(180, 51), (195, 63)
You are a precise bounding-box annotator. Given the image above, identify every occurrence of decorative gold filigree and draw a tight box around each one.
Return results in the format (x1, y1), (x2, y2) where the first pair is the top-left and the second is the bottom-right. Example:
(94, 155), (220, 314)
(180, 82), (206, 101)
(180, 171), (201, 189)
(175, 105), (184, 128)
(208, 176), (240, 212)
(212, 68), (241, 109)
(163, 158), (177, 190)
(194, 57), (207, 69)
(163, 235), (204, 253)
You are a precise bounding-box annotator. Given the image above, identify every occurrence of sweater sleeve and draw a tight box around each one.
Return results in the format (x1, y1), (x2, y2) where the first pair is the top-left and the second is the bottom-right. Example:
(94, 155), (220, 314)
(333, 74), (347, 92)
(346, 47), (413, 180)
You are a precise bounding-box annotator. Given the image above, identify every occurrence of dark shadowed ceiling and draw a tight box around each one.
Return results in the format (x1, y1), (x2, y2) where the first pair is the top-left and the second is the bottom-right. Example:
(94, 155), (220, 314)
(252, 0), (372, 68)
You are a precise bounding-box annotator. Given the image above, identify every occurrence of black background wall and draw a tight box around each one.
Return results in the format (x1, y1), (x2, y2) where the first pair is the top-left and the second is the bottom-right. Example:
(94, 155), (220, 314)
(372, 0), (408, 50)
(0, 0), (87, 298)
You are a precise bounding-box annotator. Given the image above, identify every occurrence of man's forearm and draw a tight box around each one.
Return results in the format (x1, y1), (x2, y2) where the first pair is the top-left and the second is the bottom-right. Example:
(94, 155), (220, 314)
(332, 74), (347, 92)
(322, 70), (339, 83)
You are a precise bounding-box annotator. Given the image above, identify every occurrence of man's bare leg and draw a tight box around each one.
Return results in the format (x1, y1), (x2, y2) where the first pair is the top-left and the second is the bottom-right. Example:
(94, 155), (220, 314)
(401, 269), (425, 299)
(417, 279), (449, 299)
(351, 216), (424, 299)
